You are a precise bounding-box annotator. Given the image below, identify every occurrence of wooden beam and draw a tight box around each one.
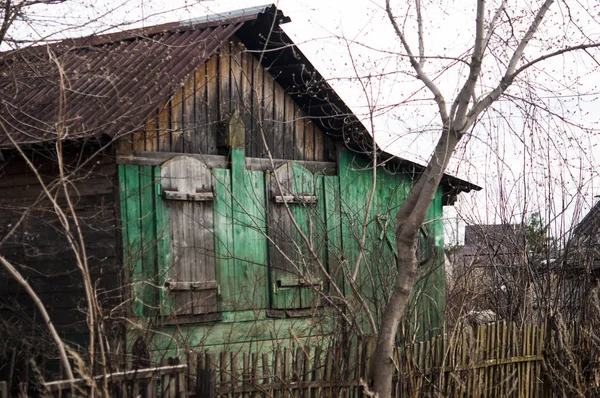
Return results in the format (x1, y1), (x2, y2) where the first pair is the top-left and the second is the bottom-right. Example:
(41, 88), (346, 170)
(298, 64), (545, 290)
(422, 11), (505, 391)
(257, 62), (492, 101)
(116, 150), (337, 175)
(163, 190), (214, 201)
(165, 280), (219, 292)
(226, 108), (245, 149)
(274, 195), (317, 204)
(44, 364), (188, 390)
(277, 278), (322, 289)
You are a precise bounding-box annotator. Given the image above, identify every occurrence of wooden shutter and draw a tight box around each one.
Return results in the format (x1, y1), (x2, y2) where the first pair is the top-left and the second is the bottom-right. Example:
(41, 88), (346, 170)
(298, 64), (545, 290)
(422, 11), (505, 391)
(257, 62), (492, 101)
(267, 162), (325, 309)
(160, 156), (217, 315)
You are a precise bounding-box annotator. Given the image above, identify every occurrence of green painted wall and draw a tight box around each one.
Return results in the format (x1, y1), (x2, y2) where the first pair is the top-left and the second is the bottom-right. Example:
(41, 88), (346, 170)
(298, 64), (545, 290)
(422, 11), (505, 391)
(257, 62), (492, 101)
(118, 149), (446, 356)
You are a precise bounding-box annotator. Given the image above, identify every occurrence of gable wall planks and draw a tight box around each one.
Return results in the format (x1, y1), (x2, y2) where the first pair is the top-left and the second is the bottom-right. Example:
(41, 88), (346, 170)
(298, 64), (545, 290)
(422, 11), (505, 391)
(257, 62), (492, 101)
(119, 37), (330, 162)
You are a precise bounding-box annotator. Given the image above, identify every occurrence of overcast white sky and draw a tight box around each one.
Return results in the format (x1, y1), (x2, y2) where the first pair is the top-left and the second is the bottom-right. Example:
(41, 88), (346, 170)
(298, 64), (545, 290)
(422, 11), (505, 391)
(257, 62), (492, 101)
(11, 0), (600, 244)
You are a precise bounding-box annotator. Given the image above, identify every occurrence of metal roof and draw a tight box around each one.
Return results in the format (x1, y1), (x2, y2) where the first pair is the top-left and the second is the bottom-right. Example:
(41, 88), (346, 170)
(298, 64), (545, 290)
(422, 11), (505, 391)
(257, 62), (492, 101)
(0, 5), (288, 147)
(0, 4), (480, 195)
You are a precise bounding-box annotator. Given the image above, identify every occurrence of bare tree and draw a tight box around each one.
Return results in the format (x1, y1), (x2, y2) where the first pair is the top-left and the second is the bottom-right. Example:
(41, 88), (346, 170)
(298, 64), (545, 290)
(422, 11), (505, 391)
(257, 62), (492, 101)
(369, 0), (600, 395)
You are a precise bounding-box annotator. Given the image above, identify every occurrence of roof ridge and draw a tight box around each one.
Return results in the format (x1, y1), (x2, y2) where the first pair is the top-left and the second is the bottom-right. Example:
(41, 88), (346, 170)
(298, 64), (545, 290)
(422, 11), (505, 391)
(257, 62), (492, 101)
(1, 4), (288, 53)
(62, 4), (287, 48)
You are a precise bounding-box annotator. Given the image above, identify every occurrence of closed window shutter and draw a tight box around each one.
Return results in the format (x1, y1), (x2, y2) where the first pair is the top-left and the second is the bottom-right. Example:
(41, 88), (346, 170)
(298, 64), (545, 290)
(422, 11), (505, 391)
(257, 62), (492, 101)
(267, 162), (326, 310)
(160, 156), (218, 315)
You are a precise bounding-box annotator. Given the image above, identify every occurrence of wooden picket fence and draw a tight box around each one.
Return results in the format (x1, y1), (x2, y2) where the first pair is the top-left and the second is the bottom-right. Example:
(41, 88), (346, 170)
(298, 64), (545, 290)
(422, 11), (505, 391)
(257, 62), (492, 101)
(21, 320), (600, 397)
(189, 322), (548, 397)
(43, 358), (187, 397)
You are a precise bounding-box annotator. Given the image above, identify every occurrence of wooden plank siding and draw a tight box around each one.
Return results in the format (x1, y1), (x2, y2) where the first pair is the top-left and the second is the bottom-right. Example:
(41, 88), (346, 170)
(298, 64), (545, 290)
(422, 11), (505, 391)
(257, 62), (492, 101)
(119, 37), (333, 161)
(0, 151), (120, 344)
(117, 149), (445, 347)
(266, 162), (326, 310)
(336, 150), (445, 335)
(160, 157), (218, 315)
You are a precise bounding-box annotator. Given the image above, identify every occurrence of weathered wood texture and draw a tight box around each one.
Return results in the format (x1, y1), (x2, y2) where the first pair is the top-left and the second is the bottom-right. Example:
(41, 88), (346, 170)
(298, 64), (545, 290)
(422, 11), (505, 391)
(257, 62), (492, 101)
(44, 358), (187, 397)
(337, 150), (446, 336)
(0, 150), (120, 339)
(35, 319), (600, 397)
(267, 162), (326, 310)
(191, 321), (547, 397)
(119, 37), (333, 161)
(118, 149), (445, 331)
(161, 156), (217, 315)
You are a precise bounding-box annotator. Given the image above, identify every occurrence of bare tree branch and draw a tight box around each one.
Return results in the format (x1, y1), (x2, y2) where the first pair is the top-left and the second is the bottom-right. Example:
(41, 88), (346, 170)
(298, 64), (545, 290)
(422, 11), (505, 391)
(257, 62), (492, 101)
(385, 0), (449, 125)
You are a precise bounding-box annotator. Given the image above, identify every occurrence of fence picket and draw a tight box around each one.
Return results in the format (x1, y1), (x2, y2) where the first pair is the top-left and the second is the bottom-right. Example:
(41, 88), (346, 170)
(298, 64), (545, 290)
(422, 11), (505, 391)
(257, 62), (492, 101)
(36, 321), (575, 398)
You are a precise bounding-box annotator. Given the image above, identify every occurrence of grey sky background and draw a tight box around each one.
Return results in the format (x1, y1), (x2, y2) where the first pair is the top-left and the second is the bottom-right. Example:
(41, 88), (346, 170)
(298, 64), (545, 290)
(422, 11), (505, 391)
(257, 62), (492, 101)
(10, 0), (600, 244)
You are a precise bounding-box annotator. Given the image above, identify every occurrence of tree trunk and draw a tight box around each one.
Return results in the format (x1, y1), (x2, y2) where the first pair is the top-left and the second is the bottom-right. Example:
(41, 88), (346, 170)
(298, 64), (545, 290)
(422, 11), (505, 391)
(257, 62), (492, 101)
(370, 128), (462, 397)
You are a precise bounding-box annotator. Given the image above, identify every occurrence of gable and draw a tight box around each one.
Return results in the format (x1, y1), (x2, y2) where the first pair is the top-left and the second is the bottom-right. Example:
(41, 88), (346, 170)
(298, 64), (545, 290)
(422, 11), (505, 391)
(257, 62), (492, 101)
(119, 36), (333, 162)
(0, 24), (242, 147)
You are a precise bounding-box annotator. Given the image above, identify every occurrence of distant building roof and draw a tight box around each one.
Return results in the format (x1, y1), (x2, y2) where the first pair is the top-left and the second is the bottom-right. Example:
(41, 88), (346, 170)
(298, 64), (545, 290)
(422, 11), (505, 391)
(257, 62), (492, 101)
(459, 224), (525, 257)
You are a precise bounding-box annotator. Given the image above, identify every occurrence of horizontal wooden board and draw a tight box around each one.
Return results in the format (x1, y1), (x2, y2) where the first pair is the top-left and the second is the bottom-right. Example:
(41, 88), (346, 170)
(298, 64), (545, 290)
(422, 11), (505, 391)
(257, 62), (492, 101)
(116, 150), (336, 175)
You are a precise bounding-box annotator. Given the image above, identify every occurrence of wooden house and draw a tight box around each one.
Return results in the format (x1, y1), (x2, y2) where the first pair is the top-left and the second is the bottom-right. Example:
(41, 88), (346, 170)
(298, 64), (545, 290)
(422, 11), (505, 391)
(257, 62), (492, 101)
(0, 5), (479, 366)
(559, 202), (600, 321)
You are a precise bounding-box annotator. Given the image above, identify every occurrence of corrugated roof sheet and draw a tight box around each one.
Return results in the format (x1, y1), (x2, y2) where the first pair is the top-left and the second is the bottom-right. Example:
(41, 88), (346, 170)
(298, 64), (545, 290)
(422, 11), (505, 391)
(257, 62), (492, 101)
(0, 4), (480, 194)
(0, 5), (288, 147)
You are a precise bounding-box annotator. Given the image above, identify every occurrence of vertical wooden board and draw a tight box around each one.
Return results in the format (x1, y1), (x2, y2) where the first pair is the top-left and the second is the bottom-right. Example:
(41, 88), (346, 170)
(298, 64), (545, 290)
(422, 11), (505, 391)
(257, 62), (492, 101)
(183, 199), (199, 314)
(290, 163), (317, 308)
(191, 165), (217, 313)
(213, 168), (236, 311)
(271, 81), (286, 159)
(139, 165), (157, 315)
(154, 165), (173, 314)
(206, 55), (219, 153)
(267, 200), (298, 309)
(337, 150), (359, 265)
(231, 149), (268, 309)
(373, 174), (397, 303)
(261, 66), (275, 158)
(241, 50), (254, 156)
(132, 129), (146, 151)
(268, 163), (301, 309)
(313, 123), (326, 161)
(171, 88), (184, 153)
(420, 188), (445, 336)
(300, 174), (326, 308)
(118, 165), (131, 300)
(294, 106), (305, 160)
(283, 95), (295, 160)
(324, 176), (343, 295)
(161, 156), (216, 315)
(357, 161), (376, 292)
(203, 198), (218, 314)
(145, 111), (158, 152)
(345, 154), (375, 310)
(230, 40), (243, 120)
(337, 150), (361, 307)
(251, 55), (265, 157)
(120, 164), (144, 316)
(219, 41), (232, 120)
(195, 64), (211, 154)
(169, 202), (192, 313)
(158, 100), (171, 152)
(303, 120), (315, 162)
(183, 72), (197, 153)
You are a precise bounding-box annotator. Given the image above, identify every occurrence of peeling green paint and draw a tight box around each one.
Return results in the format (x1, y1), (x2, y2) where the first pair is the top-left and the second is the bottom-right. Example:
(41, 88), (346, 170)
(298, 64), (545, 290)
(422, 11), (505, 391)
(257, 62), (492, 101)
(118, 148), (447, 353)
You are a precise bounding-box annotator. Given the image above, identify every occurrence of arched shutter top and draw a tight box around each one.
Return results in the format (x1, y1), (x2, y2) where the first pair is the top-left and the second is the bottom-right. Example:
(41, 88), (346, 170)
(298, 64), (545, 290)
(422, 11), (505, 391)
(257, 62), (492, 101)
(269, 162), (317, 204)
(160, 156), (213, 201)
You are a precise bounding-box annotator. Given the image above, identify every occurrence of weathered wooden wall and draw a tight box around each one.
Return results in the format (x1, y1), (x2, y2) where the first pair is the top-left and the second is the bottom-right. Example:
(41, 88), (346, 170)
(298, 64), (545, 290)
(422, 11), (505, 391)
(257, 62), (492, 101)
(119, 36), (334, 162)
(118, 147), (445, 354)
(0, 149), (120, 348)
(337, 150), (446, 337)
